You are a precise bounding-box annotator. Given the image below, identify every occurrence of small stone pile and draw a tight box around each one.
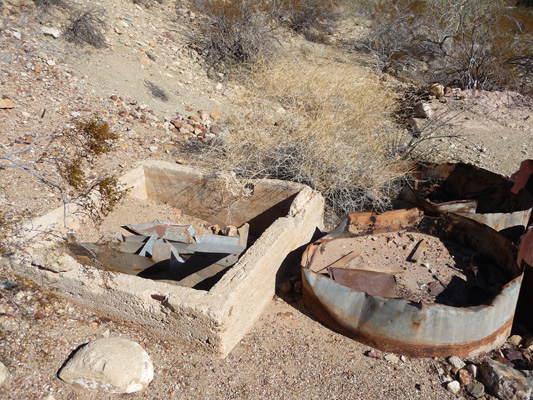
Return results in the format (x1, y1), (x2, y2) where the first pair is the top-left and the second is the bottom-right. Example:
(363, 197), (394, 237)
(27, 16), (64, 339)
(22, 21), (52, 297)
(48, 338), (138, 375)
(443, 335), (533, 399)
(168, 108), (224, 143)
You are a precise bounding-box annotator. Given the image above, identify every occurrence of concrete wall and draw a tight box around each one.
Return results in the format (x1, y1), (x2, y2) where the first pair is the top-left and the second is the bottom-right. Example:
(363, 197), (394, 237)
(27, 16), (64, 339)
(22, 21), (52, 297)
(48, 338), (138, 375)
(9, 161), (325, 356)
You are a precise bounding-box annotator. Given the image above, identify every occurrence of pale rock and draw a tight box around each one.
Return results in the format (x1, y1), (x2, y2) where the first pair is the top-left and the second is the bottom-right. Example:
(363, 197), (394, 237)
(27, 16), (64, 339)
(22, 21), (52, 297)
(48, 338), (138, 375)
(384, 354), (399, 364)
(508, 335), (522, 347)
(140, 57), (150, 67)
(446, 380), (461, 394)
(58, 337), (153, 394)
(413, 102), (432, 118)
(448, 356), (466, 370)
(0, 361), (8, 386)
(47, 59), (56, 66)
(479, 359), (532, 400)
(12, 30), (21, 39)
(0, 99), (15, 109)
(71, 111), (81, 118)
(42, 27), (61, 39)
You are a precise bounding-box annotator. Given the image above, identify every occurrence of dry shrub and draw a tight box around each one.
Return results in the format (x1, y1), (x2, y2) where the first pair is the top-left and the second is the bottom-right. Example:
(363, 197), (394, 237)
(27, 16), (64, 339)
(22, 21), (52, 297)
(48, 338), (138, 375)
(64, 8), (108, 49)
(190, 0), (277, 71)
(275, 0), (339, 42)
(354, 0), (533, 93)
(207, 56), (410, 214)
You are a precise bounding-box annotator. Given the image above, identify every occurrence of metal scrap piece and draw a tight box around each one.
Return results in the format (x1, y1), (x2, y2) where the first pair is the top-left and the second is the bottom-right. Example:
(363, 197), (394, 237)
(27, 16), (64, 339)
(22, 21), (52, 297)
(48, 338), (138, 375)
(329, 267), (396, 297)
(124, 220), (195, 243)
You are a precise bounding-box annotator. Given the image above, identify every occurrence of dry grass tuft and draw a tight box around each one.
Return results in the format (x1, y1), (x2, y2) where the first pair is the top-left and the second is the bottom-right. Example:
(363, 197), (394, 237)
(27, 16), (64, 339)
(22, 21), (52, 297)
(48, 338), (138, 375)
(206, 56), (411, 215)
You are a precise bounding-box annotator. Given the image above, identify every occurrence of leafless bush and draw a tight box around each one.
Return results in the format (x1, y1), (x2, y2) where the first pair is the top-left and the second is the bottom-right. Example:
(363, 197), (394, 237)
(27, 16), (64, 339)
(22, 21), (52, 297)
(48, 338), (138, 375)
(0, 118), (127, 255)
(132, 0), (165, 8)
(276, 0), (339, 42)
(64, 7), (108, 49)
(353, 0), (533, 93)
(189, 0), (278, 72)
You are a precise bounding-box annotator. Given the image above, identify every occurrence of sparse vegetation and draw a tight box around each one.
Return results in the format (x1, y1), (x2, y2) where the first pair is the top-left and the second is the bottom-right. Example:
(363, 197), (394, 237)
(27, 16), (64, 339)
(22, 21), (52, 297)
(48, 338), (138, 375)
(0, 118), (127, 255)
(190, 0), (342, 72)
(64, 7), (108, 48)
(203, 56), (412, 214)
(190, 0), (278, 71)
(353, 0), (533, 93)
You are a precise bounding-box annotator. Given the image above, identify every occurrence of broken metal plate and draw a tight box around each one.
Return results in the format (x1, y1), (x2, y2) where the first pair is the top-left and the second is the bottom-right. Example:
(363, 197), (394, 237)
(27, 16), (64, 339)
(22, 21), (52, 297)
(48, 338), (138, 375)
(124, 220), (195, 243)
(328, 267), (396, 298)
(187, 233), (246, 255)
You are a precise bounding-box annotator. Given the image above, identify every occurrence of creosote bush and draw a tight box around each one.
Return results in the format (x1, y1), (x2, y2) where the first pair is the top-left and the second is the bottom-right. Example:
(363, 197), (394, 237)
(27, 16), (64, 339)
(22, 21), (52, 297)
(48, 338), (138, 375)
(204, 56), (411, 215)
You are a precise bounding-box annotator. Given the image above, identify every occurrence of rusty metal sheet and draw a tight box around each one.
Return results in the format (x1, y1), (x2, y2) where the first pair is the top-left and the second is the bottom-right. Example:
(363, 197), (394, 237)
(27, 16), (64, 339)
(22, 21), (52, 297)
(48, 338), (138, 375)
(329, 268), (396, 297)
(510, 159), (533, 195)
(400, 162), (533, 241)
(301, 210), (523, 358)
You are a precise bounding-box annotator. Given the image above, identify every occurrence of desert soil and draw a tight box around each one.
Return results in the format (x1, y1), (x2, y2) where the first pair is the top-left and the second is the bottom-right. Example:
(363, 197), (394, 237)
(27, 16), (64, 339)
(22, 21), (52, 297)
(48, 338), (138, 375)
(0, 0), (532, 399)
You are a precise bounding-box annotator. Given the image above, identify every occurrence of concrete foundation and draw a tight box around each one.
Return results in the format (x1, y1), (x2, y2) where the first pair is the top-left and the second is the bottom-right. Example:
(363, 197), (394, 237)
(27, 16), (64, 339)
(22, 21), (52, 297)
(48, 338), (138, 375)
(8, 161), (324, 356)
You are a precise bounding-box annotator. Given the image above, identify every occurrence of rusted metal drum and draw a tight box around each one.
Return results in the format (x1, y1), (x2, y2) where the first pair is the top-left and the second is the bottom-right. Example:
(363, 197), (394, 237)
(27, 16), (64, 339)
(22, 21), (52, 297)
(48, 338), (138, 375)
(301, 209), (523, 358)
(400, 162), (533, 242)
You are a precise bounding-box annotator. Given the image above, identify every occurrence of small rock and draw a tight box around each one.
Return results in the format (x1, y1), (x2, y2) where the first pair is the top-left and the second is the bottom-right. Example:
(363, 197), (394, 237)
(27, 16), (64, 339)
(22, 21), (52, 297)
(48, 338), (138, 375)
(12, 31), (21, 39)
(210, 110), (222, 119)
(70, 111), (81, 118)
(148, 145), (158, 152)
(0, 99), (15, 109)
(466, 381), (485, 398)
(34, 311), (45, 320)
(429, 83), (444, 98)
(42, 27), (61, 38)
(0, 361), (8, 386)
(479, 359), (532, 400)
(140, 57), (150, 67)
(502, 347), (523, 361)
(384, 354), (400, 364)
(34, 65), (41, 73)
(365, 350), (382, 359)
(508, 335), (522, 347)
(413, 102), (432, 118)
(58, 337), (153, 394)
(47, 59), (56, 66)
(448, 356), (466, 370)
(458, 368), (472, 386)
(446, 380), (461, 394)
(466, 364), (478, 379)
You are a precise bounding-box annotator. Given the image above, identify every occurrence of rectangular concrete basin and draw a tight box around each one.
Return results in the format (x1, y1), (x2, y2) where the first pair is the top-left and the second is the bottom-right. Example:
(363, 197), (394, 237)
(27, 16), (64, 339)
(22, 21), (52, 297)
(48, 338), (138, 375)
(8, 161), (324, 356)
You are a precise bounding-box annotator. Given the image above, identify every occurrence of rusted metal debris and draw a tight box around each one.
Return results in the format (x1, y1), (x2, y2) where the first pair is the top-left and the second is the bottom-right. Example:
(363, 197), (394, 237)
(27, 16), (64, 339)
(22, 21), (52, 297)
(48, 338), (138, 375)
(65, 220), (249, 289)
(516, 227), (533, 331)
(400, 162), (533, 242)
(301, 209), (523, 358)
